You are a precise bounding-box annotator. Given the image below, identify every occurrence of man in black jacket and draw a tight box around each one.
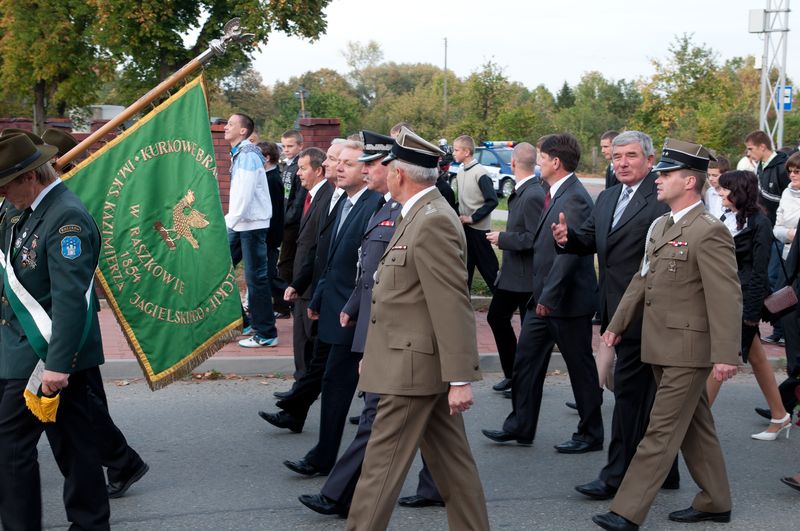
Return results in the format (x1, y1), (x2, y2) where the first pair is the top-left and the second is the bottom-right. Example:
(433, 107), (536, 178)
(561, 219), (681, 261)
(276, 129), (306, 301)
(482, 133), (603, 453)
(746, 129), (790, 343)
(485, 142), (545, 392)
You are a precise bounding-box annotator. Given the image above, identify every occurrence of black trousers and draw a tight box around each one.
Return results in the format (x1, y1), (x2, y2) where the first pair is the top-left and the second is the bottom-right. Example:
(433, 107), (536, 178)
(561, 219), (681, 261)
(276, 338), (332, 423)
(304, 344), (362, 472)
(0, 371), (110, 531)
(503, 312), (603, 444)
(291, 299), (316, 379)
(321, 392), (441, 506)
(487, 289), (531, 379)
(464, 226), (499, 293)
(277, 222), (299, 290)
(86, 367), (144, 484)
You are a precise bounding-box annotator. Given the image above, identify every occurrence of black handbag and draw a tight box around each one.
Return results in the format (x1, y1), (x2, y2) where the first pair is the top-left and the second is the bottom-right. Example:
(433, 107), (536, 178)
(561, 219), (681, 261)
(763, 242), (799, 323)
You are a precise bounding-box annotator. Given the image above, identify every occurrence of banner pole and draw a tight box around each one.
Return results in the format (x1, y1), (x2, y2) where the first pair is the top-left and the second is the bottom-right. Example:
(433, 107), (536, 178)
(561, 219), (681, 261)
(55, 18), (253, 171)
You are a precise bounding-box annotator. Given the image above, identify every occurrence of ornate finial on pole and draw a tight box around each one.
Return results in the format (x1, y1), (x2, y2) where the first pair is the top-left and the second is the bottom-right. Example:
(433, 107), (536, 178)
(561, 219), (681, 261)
(199, 18), (255, 64)
(57, 17), (255, 170)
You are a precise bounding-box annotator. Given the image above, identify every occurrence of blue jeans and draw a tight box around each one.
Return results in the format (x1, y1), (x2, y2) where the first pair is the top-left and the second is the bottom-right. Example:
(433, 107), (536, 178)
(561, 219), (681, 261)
(228, 228), (277, 339)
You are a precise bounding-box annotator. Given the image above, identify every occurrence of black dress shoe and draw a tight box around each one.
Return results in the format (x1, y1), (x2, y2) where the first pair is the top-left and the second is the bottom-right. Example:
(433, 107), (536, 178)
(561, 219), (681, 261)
(592, 511), (639, 530)
(780, 476), (800, 492)
(575, 479), (617, 500)
(107, 461), (149, 499)
(398, 495), (445, 508)
(668, 507), (731, 523)
(755, 407), (772, 420)
(502, 389), (512, 399)
(565, 401), (578, 410)
(283, 458), (329, 477)
(349, 415), (360, 425)
(258, 410), (303, 433)
(492, 378), (512, 392)
(299, 493), (348, 517)
(555, 439), (602, 454)
(273, 389), (294, 399)
(481, 429), (532, 445)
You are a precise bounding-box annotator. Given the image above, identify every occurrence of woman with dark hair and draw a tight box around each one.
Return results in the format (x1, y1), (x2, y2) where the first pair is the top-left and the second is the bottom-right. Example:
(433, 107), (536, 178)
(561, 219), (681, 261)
(258, 141), (290, 317)
(705, 170), (791, 440)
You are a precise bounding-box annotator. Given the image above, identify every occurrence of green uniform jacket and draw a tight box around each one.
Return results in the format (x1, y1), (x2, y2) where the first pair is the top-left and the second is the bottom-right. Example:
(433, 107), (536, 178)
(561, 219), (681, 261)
(0, 183), (104, 379)
(608, 203), (742, 367)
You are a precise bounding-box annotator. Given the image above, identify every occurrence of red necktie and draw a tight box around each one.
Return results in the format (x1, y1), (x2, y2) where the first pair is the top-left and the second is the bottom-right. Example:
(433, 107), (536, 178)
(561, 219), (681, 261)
(544, 191), (551, 210)
(302, 192), (311, 216)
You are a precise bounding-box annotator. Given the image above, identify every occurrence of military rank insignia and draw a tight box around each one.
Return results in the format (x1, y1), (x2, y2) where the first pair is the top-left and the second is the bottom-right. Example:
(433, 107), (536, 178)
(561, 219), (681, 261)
(61, 236), (81, 260)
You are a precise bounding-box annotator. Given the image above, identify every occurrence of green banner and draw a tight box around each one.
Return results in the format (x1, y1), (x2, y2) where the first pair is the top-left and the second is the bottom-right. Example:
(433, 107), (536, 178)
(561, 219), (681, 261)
(62, 75), (242, 389)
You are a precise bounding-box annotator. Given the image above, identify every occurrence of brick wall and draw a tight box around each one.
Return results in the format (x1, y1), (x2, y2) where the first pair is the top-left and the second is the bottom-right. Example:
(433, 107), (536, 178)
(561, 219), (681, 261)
(299, 118), (341, 149)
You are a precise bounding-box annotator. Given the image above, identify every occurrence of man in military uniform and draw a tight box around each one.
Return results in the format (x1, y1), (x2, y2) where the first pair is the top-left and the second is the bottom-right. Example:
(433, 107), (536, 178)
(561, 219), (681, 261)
(0, 134), (110, 530)
(347, 128), (489, 531)
(298, 131), (442, 517)
(593, 139), (741, 531)
(1, 128), (149, 500)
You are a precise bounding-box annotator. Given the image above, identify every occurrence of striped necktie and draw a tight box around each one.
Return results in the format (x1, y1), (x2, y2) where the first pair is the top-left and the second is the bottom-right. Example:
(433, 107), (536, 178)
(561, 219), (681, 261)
(612, 186), (633, 228)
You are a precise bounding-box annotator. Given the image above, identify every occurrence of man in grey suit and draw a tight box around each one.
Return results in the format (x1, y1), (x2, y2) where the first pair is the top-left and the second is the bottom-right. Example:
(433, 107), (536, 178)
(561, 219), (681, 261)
(482, 133), (603, 452)
(298, 131), (442, 517)
(486, 142), (545, 392)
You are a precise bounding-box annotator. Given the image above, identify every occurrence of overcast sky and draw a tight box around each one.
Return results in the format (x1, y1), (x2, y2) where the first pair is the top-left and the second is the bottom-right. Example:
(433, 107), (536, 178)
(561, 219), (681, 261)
(251, 0), (793, 92)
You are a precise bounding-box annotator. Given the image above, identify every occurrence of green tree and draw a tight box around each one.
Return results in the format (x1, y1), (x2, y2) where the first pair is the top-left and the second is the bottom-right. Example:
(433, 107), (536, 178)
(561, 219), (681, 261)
(0, 0), (113, 131)
(263, 69), (365, 137)
(88, 0), (331, 103)
(451, 60), (511, 140)
(555, 81), (575, 110)
(208, 66), (273, 130)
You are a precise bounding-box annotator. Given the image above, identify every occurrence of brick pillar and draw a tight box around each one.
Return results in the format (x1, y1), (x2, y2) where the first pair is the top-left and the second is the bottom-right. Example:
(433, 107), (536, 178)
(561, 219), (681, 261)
(211, 125), (232, 213)
(299, 118), (341, 149)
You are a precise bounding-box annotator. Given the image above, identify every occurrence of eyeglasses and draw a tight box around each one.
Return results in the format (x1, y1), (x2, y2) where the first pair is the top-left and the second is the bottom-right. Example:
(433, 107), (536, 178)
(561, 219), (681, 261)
(789, 168), (800, 175)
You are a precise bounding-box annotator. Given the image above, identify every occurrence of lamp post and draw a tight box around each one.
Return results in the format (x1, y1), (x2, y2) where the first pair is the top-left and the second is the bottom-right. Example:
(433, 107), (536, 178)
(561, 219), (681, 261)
(293, 85), (309, 128)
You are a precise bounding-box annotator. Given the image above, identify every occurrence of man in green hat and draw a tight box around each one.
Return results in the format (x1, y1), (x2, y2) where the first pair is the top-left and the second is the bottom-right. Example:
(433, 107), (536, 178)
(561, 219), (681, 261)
(0, 133), (110, 530)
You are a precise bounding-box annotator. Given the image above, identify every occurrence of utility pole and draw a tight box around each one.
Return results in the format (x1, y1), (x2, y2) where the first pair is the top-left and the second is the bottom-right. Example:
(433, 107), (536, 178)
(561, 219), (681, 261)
(749, 1), (791, 148)
(443, 37), (449, 130)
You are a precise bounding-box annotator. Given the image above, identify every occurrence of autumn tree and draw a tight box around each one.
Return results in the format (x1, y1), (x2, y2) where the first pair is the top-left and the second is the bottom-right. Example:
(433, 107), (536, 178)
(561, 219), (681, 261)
(88, 0), (332, 103)
(0, 0), (113, 132)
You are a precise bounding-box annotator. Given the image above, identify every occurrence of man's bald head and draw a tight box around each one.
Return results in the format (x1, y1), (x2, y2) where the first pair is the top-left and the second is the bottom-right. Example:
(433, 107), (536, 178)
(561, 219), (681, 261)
(512, 142), (537, 176)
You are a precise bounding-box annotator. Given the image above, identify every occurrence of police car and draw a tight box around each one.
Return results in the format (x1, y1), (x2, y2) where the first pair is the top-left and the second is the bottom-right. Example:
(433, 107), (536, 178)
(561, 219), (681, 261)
(449, 141), (538, 197)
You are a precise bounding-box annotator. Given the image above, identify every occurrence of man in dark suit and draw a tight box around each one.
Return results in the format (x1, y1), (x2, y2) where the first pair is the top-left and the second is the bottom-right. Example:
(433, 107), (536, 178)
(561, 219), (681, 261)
(594, 139), (740, 530)
(258, 142), (345, 428)
(277, 129), (306, 292)
(486, 142), (545, 392)
(347, 127), (489, 531)
(482, 133), (603, 453)
(282, 147), (332, 380)
(0, 134), (110, 530)
(284, 141), (380, 476)
(551, 131), (679, 500)
(602, 130), (620, 189)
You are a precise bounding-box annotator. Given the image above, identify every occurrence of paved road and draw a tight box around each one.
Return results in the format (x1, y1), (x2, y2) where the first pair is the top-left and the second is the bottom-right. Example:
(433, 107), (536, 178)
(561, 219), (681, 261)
(37, 373), (798, 530)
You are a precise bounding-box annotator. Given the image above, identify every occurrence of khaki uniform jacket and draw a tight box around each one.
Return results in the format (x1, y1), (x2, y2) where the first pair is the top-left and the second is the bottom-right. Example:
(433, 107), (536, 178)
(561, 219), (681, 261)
(358, 188), (481, 396)
(608, 203), (741, 367)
